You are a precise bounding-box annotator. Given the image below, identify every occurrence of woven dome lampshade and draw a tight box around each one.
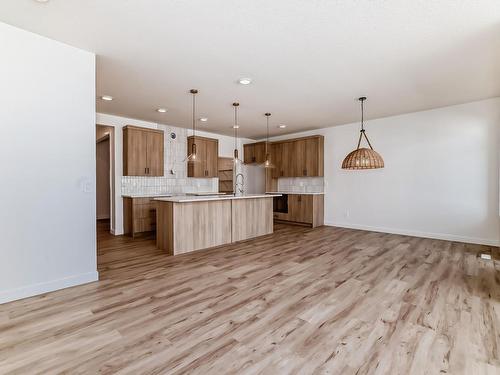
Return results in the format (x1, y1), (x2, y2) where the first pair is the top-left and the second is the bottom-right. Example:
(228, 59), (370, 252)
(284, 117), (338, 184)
(342, 97), (384, 170)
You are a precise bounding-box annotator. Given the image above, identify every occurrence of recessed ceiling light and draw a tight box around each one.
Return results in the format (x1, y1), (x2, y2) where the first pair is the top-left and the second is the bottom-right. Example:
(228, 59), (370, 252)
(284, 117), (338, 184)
(34, 0), (49, 3)
(156, 108), (167, 113)
(101, 95), (113, 101)
(238, 78), (252, 85)
(232, 125), (240, 129)
(199, 117), (208, 122)
(278, 124), (287, 128)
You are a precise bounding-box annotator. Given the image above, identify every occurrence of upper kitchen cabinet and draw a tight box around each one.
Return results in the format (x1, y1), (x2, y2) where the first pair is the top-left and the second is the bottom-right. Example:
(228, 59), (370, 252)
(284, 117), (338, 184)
(187, 135), (219, 177)
(270, 135), (324, 178)
(123, 125), (164, 176)
(243, 142), (267, 164)
(272, 141), (294, 178)
(294, 136), (324, 177)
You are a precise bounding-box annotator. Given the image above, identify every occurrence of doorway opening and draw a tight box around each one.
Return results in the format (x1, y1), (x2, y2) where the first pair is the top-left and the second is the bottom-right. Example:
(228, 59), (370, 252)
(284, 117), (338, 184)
(96, 125), (115, 234)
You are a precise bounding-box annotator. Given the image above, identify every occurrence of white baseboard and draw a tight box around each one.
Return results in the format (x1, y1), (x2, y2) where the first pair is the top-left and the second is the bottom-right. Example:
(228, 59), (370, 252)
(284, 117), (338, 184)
(324, 221), (499, 247)
(0, 271), (99, 305)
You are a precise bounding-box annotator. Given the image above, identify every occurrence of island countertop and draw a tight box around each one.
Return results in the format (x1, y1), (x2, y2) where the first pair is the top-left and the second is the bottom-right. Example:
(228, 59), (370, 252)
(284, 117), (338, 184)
(154, 193), (280, 203)
(155, 194), (278, 255)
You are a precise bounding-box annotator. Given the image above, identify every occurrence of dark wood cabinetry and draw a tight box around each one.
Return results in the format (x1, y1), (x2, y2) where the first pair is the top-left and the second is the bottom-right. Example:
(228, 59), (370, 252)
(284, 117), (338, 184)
(187, 136), (219, 177)
(123, 126), (164, 176)
(243, 142), (267, 164)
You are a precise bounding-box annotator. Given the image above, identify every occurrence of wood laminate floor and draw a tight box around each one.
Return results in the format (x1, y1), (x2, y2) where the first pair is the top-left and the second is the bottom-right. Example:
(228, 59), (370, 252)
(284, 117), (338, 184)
(1, 221), (499, 374)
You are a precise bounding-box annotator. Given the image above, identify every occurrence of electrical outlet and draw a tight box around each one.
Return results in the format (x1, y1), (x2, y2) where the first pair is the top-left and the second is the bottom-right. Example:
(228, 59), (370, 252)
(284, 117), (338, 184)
(344, 210), (350, 218)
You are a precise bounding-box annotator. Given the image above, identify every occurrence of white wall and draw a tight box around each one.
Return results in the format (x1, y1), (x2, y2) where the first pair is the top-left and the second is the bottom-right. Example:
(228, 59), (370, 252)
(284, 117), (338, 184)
(269, 98), (500, 246)
(95, 113), (255, 235)
(0, 23), (97, 303)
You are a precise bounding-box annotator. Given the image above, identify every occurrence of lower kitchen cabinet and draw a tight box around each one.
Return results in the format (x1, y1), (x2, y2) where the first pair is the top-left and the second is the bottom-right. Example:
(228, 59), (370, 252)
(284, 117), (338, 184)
(123, 197), (157, 237)
(273, 194), (324, 228)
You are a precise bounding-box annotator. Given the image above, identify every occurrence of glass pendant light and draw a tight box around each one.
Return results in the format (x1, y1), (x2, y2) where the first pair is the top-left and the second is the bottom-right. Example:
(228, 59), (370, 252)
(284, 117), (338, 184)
(232, 102), (243, 165)
(185, 89), (200, 163)
(261, 113), (274, 168)
(341, 97), (384, 170)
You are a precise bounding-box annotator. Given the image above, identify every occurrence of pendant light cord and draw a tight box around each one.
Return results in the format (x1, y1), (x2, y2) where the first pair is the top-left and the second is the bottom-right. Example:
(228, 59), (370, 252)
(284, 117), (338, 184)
(192, 92), (196, 136)
(360, 98), (364, 132)
(233, 102), (240, 159)
(265, 113), (271, 155)
(357, 97), (374, 150)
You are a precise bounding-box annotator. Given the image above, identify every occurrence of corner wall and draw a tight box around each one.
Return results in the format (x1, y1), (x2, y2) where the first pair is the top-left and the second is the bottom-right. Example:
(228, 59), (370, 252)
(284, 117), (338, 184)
(0, 23), (97, 303)
(269, 98), (500, 246)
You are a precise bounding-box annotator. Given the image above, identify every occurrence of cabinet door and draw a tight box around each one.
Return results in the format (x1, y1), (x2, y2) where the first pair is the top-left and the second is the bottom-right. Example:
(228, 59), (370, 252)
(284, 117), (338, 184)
(243, 144), (254, 164)
(271, 143), (283, 178)
(288, 194), (313, 223)
(292, 140), (307, 177)
(305, 137), (323, 177)
(254, 142), (267, 164)
(205, 139), (219, 177)
(124, 127), (148, 176)
(147, 131), (164, 176)
(281, 142), (294, 177)
(188, 137), (206, 177)
(288, 195), (301, 221)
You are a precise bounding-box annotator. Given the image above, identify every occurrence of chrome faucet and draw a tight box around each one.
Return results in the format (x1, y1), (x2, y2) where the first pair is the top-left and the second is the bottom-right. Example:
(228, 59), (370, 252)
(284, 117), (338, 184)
(235, 173), (244, 195)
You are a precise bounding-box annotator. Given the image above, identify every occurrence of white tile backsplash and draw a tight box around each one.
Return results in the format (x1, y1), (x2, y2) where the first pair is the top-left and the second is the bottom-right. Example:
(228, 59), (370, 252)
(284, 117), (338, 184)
(121, 125), (219, 196)
(277, 177), (324, 193)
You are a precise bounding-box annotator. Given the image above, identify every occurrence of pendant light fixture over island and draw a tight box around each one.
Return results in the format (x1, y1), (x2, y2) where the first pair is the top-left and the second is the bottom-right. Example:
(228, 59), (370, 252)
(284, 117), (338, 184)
(261, 112), (274, 168)
(185, 89), (199, 163)
(232, 102), (243, 165)
(342, 97), (384, 170)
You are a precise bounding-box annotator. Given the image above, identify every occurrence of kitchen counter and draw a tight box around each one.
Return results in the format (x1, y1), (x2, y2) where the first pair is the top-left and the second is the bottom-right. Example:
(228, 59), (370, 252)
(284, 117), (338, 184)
(154, 193), (277, 203)
(155, 194), (277, 255)
(266, 191), (324, 195)
(122, 194), (173, 198)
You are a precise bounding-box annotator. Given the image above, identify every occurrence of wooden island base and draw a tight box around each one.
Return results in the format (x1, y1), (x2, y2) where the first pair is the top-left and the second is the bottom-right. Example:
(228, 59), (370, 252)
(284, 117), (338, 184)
(156, 195), (274, 255)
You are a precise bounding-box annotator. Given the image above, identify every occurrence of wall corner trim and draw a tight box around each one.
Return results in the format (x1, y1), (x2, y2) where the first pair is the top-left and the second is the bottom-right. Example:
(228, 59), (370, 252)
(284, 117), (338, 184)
(0, 271), (99, 305)
(324, 221), (500, 247)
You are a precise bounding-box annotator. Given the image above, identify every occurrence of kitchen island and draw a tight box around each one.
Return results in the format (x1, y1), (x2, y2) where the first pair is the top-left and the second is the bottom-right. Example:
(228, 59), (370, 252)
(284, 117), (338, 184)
(154, 194), (278, 255)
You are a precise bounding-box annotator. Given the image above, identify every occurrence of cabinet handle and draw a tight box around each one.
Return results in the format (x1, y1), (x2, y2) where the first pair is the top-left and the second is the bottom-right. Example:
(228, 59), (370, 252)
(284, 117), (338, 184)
(298, 195), (302, 202)
(303, 169), (307, 176)
(145, 167), (147, 174)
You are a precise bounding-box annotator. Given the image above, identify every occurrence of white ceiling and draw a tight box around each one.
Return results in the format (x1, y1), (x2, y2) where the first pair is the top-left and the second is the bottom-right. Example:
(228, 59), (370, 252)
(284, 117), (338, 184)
(1, 0), (499, 139)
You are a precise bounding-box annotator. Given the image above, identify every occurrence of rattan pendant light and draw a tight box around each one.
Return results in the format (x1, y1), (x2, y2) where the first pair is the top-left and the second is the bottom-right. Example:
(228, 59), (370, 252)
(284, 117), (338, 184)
(261, 113), (274, 168)
(342, 97), (384, 170)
